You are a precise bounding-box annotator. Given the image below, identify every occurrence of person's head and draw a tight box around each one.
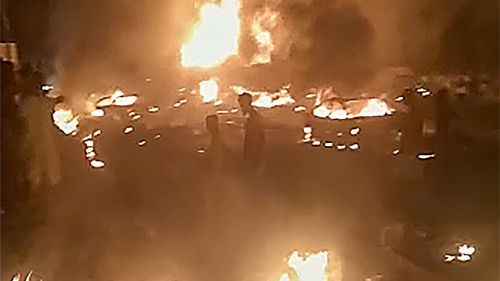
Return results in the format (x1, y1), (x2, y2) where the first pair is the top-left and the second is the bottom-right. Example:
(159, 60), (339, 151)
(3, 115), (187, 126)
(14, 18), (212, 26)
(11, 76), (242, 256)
(237, 92), (253, 114)
(205, 114), (219, 136)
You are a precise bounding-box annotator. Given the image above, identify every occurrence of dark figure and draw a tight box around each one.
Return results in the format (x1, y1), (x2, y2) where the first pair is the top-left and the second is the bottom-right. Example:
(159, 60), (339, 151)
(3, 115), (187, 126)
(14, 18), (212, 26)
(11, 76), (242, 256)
(205, 114), (228, 172)
(237, 93), (265, 170)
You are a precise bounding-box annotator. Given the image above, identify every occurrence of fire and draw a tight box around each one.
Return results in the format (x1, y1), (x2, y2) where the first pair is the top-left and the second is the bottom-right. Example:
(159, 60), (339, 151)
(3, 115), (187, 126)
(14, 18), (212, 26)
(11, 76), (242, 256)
(199, 78), (219, 103)
(52, 106), (79, 135)
(357, 98), (392, 118)
(231, 84), (295, 108)
(313, 98), (393, 120)
(181, 0), (241, 68)
(249, 8), (279, 65)
(279, 251), (339, 281)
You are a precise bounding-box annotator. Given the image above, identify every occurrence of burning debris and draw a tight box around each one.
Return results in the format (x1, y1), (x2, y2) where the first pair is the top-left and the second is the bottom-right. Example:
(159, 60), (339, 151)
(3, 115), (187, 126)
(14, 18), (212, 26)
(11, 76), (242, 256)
(279, 250), (341, 281)
(249, 7), (279, 65)
(181, 0), (240, 68)
(147, 105), (160, 113)
(52, 106), (79, 135)
(231, 84), (295, 108)
(199, 78), (219, 103)
(90, 159), (105, 169)
(444, 243), (476, 264)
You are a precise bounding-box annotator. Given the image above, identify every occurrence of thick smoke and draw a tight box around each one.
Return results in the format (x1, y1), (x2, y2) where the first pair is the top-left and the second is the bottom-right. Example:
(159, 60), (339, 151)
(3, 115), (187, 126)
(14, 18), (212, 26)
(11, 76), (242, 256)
(7, 0), (499, 95)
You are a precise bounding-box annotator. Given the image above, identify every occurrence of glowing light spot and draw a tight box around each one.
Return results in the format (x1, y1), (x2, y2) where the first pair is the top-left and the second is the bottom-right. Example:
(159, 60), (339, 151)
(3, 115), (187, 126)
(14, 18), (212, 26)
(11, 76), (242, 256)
(199, 78), (219, 103)
(350, 127), (360, 136)
(349, 143), (360, 150)
(138, 140), (146, 146)
(114, 95), (138, 106)
(324, 141), (334, 148)
(124, 126), (134, 134)
(148, 106), (160, 113)
(91, 108), (105, 117)
(90, 159), (105, 169)
(93, 129), (102, 137)
(132, 114), (142, 121)
(417, 153), (435, 160)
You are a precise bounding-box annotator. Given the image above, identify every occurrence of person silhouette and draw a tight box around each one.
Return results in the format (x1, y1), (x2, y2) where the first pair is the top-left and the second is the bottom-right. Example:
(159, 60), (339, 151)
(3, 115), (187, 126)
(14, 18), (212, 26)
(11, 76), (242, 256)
(237, 93), (266, 172)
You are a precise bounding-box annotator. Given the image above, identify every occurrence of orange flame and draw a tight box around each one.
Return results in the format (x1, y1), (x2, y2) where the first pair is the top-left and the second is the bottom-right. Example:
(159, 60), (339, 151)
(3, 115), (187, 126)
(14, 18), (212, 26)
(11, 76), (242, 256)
(249, 8), (279, 65)
(181, 0), (241, 68)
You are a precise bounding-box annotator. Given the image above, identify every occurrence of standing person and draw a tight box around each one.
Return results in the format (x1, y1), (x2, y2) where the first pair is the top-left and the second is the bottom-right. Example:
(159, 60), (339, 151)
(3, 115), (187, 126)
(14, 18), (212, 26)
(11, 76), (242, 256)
(205, 114), (229, 173)
(237, 93), (266, 173)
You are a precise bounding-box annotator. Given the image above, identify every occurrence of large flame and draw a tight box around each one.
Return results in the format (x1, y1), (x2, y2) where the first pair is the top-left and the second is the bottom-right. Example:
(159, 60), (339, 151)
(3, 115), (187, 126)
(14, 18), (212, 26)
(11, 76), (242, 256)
(279, 251), (337, 281)
(249, 8), (279, 65)
(181, 0), (241, 68)
(199, 78), (219, 103)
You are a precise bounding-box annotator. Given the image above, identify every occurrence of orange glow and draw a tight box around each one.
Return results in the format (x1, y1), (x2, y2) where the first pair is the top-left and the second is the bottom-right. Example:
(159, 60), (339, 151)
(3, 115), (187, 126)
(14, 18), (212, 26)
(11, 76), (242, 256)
(231, 84), (295, 108)
(181, 0), (240, 68)
(279, 250), (341, 281)
(249, 8), (279, 65)
(199, 78), (219, 103)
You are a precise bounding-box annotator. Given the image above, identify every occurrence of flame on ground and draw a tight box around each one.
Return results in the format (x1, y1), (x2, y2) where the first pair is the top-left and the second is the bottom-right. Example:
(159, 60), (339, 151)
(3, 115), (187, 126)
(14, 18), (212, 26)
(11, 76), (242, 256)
(279, 250), (340, 281)
(52, 106), (79, 135)
(231, 84), (295, 108)
(313, 98), (393, 120)
(249, 8), (279, 65)
(181, 0), (240, 68)
(199, 78), (219, 103)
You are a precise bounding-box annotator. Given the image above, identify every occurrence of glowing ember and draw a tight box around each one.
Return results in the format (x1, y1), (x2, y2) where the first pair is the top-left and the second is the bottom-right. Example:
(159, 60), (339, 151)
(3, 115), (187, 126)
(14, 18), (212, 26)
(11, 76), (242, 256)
(91, 108), (105, 117)
(199, 78), (219, 103)
(93, 129), (102, 137)
(197, 148), (206, 153)
(132, 114), (142, 121)
(458, 244), (476, 256)
(444, 254), (456, 262)
(395, 96), (404, 102)
(303, 126), (313, 142)
(90, 159), (105, 169)
(350, 127), (360, 136)
(154, 134), (161, 140)
(114, 95), (138, 106)
(337, 144), (346, 150)
(52, 107), (79, 135)
(181, 0), (240, 68)
(138, 140), (147, 146)
(231, 84), (295, 108)
(124, 126), (134, 134)
(85, 147), (94, 154)
(416, 87), (431, 97)
(312, 140), (321, 146)
(294, 106), (307, 112)
(41, 84), (54, 91)
(83, 140), (94, 147)
(313, 98), (393, 120)
(349, 143), (360, 150)
(358, 98), (393, 118)
(148, 106), (160, 113)
(417, 153), (435, 160)
(457, 254), (472, 262)
(324, 141), (334, 148)
(279, 251), (331, 281)
(249, 8), (279, 65)
(217, 109), (229, 114)
(86, 151), (96, 159)
(128, 111), (136, 117)
(230, 108), (239, 113)
(392, 149), (400, 155)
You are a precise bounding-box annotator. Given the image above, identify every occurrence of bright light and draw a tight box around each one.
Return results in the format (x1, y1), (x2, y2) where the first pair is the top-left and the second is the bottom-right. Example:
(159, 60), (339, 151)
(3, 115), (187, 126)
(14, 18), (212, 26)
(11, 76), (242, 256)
(249, 8), (279, 65)
(91, 108), (105, 117)
(138, 140), (146, 146)
(90, 159), (105, 169)
(148, 106), (160, 113)
(279, 251), (331, 281)
(458, 244), (476, 256)
(52, 107), (79, 135)
(417, 153), (435, 160)
(350, 127), (360, 136)
(199, 78), (219, 103)
(181, 0), (240, 68)
(124, 126), (134, 134)
(349, 143), (360, 150)
(114, 95), (138, 106)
